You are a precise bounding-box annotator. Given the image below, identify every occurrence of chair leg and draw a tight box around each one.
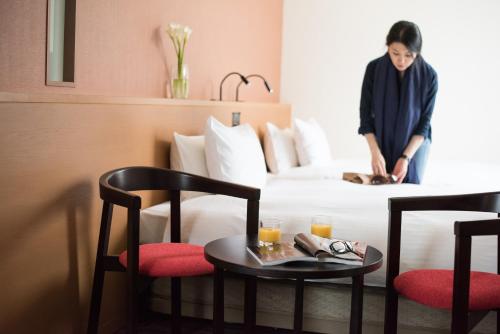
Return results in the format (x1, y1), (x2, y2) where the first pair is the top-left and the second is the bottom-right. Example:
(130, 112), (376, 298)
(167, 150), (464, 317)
(451, 235), (471, 334)
(138, 277), (153, 321)
(171, 277), (181, 333)
(451, 316), (468, 334)
(213, 268), (224, 334)
(87, 263), (105, 334)
(127, 267), (139, 334)
(497, 310), (499, 334)
(384, 287), (399, 334)
(88, 202), (114, 334)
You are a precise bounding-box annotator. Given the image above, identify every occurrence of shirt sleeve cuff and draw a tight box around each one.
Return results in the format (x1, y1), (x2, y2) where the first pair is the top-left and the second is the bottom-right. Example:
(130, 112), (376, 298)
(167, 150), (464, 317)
(413, 127), (430, 139)
(358, 125), (374, 135)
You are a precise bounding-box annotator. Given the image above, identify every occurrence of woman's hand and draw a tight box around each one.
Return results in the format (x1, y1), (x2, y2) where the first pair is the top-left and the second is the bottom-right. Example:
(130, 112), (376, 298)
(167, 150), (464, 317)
(371, 151), (387, 176)
(365, 133), (387, 176)
(392, 158), (409, 183)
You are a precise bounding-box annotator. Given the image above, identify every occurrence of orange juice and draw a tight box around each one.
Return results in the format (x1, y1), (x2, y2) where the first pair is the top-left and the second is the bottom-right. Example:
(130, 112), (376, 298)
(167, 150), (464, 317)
(311, 223), (332, 238)
(258, 227), (281, 244)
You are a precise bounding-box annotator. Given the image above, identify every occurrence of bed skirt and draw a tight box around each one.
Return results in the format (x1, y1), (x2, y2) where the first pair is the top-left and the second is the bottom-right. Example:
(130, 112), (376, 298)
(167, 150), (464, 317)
(148, 275), (495, 334)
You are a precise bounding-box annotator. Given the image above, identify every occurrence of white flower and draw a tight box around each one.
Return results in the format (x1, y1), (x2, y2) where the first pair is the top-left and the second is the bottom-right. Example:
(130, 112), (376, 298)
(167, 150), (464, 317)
(166, 22), (192, 65)
(183, 26), (192, 39)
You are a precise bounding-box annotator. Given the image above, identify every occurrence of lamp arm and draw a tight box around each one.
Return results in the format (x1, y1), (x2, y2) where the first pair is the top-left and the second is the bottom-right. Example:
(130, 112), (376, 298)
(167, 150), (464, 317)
(219, 72), (247, 101)
(236, 74), (273, 102)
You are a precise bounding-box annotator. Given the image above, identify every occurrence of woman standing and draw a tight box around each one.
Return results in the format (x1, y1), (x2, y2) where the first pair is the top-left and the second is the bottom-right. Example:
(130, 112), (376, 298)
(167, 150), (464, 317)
(358, 21), (438, 184)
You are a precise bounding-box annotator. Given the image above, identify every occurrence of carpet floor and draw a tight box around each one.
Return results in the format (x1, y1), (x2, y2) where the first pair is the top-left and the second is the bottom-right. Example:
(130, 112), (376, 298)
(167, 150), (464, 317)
(115, 312), (317, 333)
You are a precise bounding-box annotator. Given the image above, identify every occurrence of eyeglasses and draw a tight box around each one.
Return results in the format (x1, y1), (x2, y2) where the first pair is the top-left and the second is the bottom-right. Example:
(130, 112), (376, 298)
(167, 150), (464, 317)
(329, 240), (354, 254)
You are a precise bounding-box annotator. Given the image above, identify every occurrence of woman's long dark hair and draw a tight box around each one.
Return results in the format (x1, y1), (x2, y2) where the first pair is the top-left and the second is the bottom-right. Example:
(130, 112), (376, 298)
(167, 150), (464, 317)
(386, 21), (422, 54)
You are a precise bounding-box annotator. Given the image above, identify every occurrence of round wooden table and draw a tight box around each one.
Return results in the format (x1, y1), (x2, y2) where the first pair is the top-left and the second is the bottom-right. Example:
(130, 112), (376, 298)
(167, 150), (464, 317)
(204, 234), (383, 334)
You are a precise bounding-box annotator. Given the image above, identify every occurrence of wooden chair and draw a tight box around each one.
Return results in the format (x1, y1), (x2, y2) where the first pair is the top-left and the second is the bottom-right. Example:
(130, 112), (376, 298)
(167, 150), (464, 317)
(87, 166), (260, 333)
(384, 191), (500, 334)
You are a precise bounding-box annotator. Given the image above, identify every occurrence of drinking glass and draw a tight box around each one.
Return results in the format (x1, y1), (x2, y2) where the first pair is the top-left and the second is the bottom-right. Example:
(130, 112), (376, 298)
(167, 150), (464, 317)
(310, 215), (332, 238)
(258, 218), (281, 247)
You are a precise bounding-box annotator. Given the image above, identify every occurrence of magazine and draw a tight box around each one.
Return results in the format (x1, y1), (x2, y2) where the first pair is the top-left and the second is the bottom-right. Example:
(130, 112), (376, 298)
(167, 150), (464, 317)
(247, 233), (366, 266)
(342, 172), (397, 185)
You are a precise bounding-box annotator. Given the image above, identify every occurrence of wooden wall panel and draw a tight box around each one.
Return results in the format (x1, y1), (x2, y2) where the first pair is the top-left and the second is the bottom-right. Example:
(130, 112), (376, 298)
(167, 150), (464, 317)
(0, 92), (291, 333)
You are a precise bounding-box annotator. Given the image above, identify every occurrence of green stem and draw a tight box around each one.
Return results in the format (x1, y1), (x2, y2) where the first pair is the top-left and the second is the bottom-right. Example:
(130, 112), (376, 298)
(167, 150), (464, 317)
(177, 38), (187, 79)
(177, 54), (184, 79)
(168, 35), (179, 55)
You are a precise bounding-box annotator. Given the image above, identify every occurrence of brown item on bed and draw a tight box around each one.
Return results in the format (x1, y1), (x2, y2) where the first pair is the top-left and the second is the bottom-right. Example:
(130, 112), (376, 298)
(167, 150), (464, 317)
(342, 172), (397, 185)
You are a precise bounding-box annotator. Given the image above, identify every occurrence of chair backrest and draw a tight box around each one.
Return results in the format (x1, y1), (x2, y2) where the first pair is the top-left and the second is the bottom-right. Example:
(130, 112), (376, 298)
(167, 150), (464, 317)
(387, 191), (500, 280)
(388, 191), (500, 213)
(97, 166), (260, 269)
(100, 166), (260, 205)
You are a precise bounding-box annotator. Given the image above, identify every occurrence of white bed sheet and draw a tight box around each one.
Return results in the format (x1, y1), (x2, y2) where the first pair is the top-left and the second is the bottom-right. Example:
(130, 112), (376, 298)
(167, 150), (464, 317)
(140, 159), (500, 286)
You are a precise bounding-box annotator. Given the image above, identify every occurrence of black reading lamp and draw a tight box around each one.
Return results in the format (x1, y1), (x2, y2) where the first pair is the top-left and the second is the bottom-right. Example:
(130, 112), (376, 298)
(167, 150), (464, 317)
(235, 74), (273, 102)
(219, 72), (249, 101)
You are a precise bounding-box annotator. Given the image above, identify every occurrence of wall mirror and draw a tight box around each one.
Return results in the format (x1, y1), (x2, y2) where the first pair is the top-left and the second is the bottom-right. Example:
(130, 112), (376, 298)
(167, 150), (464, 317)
(46, 0), (76, 87)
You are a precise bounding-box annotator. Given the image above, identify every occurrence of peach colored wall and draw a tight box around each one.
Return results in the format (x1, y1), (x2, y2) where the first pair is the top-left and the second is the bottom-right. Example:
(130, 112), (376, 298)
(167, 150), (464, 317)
(0, 0), (282, 102)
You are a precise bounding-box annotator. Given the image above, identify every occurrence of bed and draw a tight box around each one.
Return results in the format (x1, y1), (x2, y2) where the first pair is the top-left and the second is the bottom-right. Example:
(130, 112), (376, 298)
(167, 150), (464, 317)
(140, 158), (500, 333)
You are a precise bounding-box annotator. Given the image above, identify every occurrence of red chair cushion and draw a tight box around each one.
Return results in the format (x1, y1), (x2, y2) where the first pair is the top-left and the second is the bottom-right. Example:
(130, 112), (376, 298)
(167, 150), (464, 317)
(394, 269), (500, 310)
(119, 243), (214, 277)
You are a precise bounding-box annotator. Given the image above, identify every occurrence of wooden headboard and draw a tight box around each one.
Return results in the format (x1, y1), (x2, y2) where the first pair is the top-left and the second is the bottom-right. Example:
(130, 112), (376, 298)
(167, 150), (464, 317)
(0, 92), (291, 333)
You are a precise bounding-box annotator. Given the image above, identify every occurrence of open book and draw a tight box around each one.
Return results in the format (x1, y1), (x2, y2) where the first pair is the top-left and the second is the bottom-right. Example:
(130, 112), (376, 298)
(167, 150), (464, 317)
(247, 233), (366, 266)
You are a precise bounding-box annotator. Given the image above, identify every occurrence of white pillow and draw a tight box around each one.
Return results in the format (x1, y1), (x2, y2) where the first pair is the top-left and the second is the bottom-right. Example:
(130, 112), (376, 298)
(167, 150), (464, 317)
(170, 133), (209, 176)
(204, 116), (267, 188)
(264, 122), (298, 173)
(293, 118), (332, 166)
(170, 133), (209, 199)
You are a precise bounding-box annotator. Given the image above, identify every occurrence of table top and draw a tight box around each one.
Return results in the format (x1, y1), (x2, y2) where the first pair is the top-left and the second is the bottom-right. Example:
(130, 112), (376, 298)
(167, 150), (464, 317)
(204, 234), (383, 279)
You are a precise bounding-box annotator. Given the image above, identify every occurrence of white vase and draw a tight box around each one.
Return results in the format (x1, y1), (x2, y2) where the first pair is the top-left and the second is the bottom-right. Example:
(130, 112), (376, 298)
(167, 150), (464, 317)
(171, 63), (189, 99)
